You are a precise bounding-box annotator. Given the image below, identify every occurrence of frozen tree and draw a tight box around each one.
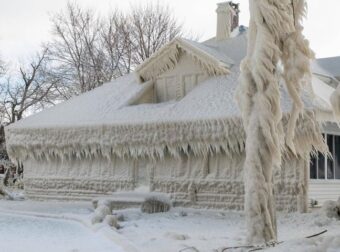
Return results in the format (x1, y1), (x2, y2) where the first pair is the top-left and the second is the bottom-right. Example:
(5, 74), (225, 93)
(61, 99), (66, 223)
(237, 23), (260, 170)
(236, 0), (314, 244)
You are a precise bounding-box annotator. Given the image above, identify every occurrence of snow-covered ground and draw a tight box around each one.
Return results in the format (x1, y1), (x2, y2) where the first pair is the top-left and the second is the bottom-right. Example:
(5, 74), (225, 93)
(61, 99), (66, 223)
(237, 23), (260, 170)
(0, 200), (339, 252)
(114, 208), (340, 252)
(0, 200), (128, 252)
(0, 214), (124, 252)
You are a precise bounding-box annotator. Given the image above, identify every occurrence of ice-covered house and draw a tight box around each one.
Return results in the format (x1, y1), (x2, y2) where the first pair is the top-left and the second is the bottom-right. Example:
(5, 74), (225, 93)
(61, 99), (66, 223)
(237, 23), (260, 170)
(5, 2), (339, 210)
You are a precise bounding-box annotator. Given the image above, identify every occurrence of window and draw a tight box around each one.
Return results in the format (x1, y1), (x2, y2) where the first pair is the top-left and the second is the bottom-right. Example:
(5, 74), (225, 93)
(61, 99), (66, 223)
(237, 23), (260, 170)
(310, 133), (340, 180)
(335, 135), (340, 179)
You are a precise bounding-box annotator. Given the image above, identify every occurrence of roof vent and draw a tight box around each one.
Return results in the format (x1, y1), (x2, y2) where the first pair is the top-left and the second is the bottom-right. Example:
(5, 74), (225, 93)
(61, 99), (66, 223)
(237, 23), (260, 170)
(216, 2), (240, 41)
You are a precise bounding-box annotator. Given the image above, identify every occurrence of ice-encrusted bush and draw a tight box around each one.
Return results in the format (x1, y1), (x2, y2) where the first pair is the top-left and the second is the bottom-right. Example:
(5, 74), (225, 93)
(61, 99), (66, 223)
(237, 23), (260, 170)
(91, 205), (112, 224)
(141, 196), (171, 214)
(321, 198), (340, 220)
(92, 199), (98, 209)
(104, 215), (120, 228)
(113, 213), (125, 222)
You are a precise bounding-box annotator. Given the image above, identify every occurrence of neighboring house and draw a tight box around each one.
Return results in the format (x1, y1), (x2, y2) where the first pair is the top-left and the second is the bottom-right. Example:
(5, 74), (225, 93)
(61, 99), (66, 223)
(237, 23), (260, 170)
(5, 2), (338, 210)
(310, 57), (340, 206)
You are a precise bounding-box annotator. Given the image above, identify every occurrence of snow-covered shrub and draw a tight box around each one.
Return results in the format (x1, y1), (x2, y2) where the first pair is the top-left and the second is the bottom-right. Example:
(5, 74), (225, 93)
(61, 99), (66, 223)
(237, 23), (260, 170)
(104, 215), (120, 228)
(175, 210), (187, 217)
(321, 200), (340, 220)
(113, 213), (125, 222)
(98, 199), (114, 209)
(141, 196), (171, 214)
(310, 199), (318, 208)
(92, 199), (98, 209)
(91, 205), (111, 224)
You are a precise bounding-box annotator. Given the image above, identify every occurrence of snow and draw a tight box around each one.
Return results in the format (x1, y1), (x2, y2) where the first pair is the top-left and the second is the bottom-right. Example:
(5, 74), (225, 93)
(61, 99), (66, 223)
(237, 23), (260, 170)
(0, 200), (339, 252)
(203, 31), (248, 66)
(111, 208), (340, 252)
(7, 32), (333, 130)
(0, 200), (124, 252)
(5, 30), (334, 162)
(0, 214), (123, 252)
(182, 38), (235, 66)
(311, 76), (335, 109)
(96, 207), (340, 252)
(7, 71), (328, 130)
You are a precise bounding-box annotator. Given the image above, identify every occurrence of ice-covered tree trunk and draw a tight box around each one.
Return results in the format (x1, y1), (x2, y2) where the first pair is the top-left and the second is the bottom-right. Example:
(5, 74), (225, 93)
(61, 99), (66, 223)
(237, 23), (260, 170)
(237, 0), (314, 244)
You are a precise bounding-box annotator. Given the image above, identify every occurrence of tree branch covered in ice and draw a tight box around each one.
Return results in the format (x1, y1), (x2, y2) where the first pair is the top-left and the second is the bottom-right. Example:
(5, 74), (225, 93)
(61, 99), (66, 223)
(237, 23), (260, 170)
(236, 0), (314, 244)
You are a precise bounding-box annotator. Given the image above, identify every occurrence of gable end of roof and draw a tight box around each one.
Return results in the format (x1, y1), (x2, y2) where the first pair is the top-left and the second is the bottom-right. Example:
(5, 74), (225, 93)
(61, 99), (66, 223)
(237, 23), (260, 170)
(136, 38), (233, 82)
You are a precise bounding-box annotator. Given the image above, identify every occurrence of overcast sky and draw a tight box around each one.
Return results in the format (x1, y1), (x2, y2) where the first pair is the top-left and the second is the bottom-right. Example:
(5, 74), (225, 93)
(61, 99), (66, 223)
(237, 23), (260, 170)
(0, 0), (339, 64)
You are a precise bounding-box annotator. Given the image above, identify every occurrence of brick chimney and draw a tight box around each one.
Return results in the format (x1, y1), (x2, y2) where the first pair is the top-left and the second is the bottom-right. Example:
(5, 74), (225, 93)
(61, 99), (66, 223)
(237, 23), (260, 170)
(216, 2), (240, 41)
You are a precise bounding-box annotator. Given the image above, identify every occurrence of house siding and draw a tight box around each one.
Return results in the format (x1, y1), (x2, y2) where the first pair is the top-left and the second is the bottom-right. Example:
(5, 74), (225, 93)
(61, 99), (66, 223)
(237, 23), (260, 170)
(309, 180), (340, 205)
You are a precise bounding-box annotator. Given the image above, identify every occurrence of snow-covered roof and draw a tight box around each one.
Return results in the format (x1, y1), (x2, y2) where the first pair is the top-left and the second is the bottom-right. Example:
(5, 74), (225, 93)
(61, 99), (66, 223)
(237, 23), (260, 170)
(6, 32), (329, 161)
(203, 28), (248, 66)
(313, 56), (340, 78)
(311, 61), (335, 79)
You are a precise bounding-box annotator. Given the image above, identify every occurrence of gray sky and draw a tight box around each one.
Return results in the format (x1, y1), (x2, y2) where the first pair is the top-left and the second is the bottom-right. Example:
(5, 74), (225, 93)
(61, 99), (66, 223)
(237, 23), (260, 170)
(0, 0), (339, 64)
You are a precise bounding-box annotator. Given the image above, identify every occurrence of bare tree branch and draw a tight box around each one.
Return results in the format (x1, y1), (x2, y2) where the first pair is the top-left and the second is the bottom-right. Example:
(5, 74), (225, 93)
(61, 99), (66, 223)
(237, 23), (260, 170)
(0, 49), (61, 124)
(46, 2), (184, 94)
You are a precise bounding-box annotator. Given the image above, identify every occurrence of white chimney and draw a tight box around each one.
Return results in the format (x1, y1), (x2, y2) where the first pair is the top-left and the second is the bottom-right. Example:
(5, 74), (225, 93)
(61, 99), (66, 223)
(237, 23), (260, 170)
(216, 2), (239, 41)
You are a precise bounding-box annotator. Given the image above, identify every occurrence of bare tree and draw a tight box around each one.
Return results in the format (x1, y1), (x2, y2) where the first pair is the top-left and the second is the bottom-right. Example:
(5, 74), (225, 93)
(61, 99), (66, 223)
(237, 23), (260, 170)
(100, 11), (133, 78)
(0, 57), (5, 77)
(0, 49), (59, 124)
(47, 2), (107, 94)
(47, 2), (184, 95)
(127, 3), (183, 66)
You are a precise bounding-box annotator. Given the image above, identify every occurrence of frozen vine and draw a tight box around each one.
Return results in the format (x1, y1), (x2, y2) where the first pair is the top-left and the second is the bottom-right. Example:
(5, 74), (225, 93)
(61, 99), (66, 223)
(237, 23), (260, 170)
(236, 0), (314, 244)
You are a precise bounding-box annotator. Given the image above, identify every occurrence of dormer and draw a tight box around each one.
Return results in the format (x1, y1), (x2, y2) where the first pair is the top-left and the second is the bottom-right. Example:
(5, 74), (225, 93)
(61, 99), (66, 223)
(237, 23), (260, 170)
(135, 38), (233, 103)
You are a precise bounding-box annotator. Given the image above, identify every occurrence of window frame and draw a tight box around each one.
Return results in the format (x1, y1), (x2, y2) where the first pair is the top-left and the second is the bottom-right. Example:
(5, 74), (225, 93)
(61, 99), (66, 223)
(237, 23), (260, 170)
(310, 133), (340, 181)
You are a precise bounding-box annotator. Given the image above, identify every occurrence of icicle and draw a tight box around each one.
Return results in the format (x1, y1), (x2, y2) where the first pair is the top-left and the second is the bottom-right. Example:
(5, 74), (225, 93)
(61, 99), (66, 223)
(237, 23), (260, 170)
(281, 0), (314, 154)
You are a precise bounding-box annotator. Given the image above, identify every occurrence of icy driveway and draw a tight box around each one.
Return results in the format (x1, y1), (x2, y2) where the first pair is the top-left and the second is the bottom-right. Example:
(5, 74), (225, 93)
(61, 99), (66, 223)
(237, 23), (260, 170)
(0, 213), (124, 252)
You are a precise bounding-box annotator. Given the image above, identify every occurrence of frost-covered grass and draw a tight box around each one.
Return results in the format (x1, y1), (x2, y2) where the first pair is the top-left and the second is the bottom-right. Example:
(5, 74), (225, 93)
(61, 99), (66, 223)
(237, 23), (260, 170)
(0, 200), (340, 252)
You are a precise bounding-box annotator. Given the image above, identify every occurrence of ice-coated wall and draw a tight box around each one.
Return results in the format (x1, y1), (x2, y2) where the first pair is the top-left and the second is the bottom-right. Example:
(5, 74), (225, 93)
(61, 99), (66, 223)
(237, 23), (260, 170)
(154, 51), (208, 102)
(24, 157), (135, 200)
(150, 152), (308, 212)
(23, 150), (308, 212)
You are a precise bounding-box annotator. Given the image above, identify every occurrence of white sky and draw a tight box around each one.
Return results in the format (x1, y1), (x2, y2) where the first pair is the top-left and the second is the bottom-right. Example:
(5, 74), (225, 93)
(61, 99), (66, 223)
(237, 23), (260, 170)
(0, 0), (339, 64)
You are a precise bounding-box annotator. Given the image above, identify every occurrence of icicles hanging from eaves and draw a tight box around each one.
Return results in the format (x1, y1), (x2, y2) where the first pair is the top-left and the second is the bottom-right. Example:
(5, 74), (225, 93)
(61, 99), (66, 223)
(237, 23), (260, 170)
(6, 112), (325, 163)
(135, 38), (232, 82)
